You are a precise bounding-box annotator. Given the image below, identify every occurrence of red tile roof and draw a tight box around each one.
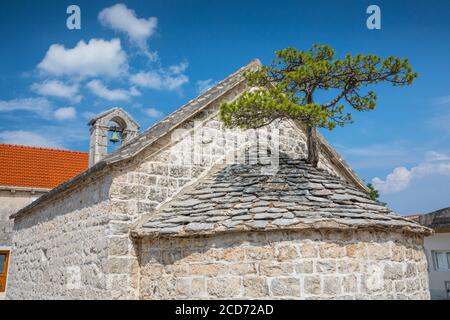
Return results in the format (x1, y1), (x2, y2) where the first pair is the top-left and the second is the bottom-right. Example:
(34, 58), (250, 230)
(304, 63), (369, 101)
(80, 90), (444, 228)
(0, 144), (88, 189)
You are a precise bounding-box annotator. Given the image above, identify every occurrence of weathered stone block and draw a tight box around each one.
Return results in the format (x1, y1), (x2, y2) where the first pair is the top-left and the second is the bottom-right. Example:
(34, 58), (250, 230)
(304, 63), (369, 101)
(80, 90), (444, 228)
(295, 260), (314, 274)
(367, 243), (391, 260)
(243, 276), (269, 297)
(303, 275), (321, 295)
(245, 246), (274, 260)
(108, 237), (129, 256)
(342, 274), (357, 293)
(190, 263), (228, 276)
(191, 277), (206, 296)
(276, 244), (299, 261)
(316, 260), (336, 273)
(299, 242), (318, 258)
(323, 276), (341, 295)
(319, 243), (345, 258)
(207, 277), (241, 298)
(260, 262), (294, 276)
(270, 277), (300, 297)
(346, 243), (367, 258)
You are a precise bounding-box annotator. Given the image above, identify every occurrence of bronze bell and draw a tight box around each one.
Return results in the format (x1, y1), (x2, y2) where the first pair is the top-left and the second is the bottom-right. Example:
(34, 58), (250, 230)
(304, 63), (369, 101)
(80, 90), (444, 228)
(109, 131), (121, 144)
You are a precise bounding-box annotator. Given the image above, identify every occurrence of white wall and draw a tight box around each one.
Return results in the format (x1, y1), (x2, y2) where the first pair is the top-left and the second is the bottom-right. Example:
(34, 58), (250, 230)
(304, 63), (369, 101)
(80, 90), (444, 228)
(424, 232), (450, 299)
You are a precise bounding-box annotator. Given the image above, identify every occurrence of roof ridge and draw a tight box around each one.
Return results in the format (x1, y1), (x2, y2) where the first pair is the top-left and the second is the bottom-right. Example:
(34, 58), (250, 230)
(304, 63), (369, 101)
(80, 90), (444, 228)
(102, 58), (261, 163)
(141, 58), (260, 135)
(0, 143), (88, 154)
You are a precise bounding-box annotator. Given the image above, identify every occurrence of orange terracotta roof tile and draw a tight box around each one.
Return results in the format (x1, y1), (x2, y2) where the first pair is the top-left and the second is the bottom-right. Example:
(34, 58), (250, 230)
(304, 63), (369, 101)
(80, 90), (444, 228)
(0, 144), (88, 189)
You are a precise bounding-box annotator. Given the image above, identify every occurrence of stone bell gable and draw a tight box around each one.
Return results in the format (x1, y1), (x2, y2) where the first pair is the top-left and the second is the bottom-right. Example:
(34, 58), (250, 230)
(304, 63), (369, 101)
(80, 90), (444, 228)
(6, 60), (431, 300)
(88, 107), (140, 167)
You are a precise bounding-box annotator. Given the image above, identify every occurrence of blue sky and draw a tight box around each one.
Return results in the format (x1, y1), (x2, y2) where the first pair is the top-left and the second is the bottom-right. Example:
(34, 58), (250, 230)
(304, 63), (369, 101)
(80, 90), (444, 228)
(0, 0), (449, 214)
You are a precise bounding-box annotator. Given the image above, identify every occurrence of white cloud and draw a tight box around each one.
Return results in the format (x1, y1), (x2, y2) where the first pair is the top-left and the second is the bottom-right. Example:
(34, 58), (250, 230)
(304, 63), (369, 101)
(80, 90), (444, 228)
(143, 108), (163, 118)
(196, 79), (216, 94)
(99, 3), (157, 59)
(0, 130), (62, 149)
(424, 151), (450, 162)
(130, 61), (189, 91)
(0, 97), (52, 116)
(168, 61), (188, 74)
(37, 38), (128, 78)
(130, 62), (189, 91)
(54, 107), (76, 121)
(372, 151), (450, 194)
(87, 80), (140, 101)
(130, 71), (188, 90)
(372, 167), (412, 194)
(31, 80), (82, 103)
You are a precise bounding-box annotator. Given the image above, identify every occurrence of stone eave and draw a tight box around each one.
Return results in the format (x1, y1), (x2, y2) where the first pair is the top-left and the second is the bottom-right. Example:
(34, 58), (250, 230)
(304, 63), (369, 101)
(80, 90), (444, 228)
(131, 221), (433, 239)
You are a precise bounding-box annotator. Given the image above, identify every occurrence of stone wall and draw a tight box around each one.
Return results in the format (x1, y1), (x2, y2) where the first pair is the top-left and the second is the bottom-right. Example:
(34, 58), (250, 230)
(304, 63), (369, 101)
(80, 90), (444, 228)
(138, 229), (430, 299)
(6, 174), (112, 299)
(0, 189), (46, 247)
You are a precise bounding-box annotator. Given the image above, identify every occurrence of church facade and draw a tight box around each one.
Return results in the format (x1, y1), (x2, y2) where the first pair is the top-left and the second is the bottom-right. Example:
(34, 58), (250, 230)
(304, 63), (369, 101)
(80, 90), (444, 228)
(6, 60), (432, 299)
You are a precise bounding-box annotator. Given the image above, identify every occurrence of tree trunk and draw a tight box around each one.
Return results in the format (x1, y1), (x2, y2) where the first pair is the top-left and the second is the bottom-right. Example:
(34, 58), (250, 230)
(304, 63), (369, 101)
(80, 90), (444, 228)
(306, 126), (319, 167)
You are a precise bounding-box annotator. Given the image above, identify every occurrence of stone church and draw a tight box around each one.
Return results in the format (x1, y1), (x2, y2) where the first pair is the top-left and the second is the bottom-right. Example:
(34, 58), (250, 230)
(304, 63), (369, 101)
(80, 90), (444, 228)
(6, 60), (432, 299)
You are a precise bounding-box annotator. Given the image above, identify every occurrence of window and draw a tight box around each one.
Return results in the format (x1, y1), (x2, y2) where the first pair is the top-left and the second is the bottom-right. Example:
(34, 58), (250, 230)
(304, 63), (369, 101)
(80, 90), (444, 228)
(0, 250), (10, 293)
(432, 251), (450, 271)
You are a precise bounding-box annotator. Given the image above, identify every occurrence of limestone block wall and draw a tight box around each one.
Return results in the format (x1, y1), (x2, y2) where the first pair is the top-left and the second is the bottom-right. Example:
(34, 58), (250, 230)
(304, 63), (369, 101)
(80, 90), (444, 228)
(139, 229), (430, 300)
(6, 174), (112, 300)
(0, 190), (46, 246)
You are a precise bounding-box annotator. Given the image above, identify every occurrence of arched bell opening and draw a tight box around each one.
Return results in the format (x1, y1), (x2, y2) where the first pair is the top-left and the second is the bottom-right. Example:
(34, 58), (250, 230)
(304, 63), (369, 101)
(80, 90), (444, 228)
(88, 108), (140, 167)
(107, 119), (125, 153)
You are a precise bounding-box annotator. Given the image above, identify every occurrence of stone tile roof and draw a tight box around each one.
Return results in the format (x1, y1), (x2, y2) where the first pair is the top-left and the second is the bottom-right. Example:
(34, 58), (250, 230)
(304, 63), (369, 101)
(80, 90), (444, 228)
(0, 144), (88, 189)
(134, 156), (431, 238)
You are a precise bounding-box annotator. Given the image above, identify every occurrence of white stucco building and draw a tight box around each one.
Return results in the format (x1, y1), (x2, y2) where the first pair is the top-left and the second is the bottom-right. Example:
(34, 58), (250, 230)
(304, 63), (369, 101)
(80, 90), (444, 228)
(409, 208), (450, 299)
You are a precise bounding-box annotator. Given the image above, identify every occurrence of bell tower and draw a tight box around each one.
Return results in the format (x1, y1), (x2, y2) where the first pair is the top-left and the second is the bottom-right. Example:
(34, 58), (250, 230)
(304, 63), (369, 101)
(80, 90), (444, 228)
(88, 107), (140, 167)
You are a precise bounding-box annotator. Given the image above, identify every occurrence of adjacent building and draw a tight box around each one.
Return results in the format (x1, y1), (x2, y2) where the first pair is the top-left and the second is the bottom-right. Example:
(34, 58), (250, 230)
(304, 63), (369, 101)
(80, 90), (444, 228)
(408, 207), (450, 299)
(0, 144), (87, 295)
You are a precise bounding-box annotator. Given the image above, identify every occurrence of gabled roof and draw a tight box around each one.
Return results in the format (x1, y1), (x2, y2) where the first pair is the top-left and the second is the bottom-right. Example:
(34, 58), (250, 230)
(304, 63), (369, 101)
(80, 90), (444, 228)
(133, 155), (430, 238)
(0, 144), (88, 189)
(12, 59), (368, 219)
